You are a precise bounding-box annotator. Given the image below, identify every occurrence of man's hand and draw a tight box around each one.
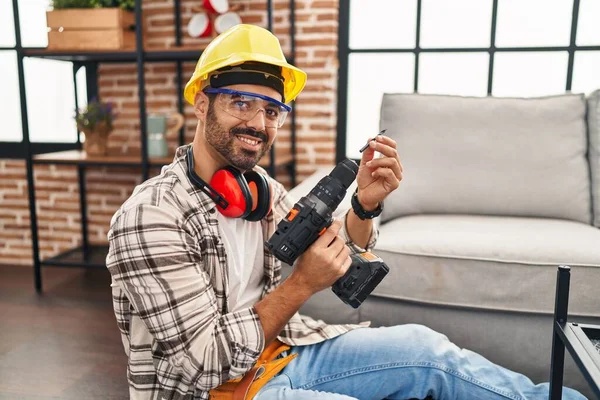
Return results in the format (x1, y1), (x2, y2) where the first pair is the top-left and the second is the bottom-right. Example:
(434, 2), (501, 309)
(356, 135), (403, 210)
(289, 220), (352, 295)
(254, 220), (351, 345)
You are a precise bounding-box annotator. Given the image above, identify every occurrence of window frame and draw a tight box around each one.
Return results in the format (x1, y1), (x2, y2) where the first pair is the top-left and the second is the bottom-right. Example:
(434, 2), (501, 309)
(336, 0), (600, 163)
(0, 0), (86, 159)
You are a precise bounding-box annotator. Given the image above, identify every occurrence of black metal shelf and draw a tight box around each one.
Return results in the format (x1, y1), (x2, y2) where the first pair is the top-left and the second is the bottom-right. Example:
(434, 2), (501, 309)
(14, 0), (299, 292)
(41, 245), (109, 269)
(22, 47), (206, 63)
(32, 149), (172, 167)
(31, 149), (295, 170)
(556, 323), (600, 396)
(549, 266), (600, 399)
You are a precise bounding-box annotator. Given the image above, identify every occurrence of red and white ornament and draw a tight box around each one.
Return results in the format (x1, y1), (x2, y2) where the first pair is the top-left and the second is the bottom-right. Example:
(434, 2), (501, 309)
(202, 0), (229, 14)
(214, 11), (242, 34)
(188, 12), (211, 38)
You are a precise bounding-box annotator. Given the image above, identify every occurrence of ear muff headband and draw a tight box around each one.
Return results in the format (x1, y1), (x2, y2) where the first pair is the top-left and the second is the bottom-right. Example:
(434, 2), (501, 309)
(186, 146), (229, 209)
(243, 170), (272, 222)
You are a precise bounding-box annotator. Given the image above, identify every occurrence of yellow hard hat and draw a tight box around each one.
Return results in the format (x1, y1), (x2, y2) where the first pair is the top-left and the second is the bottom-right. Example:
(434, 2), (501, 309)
(184, 24), (307, 105)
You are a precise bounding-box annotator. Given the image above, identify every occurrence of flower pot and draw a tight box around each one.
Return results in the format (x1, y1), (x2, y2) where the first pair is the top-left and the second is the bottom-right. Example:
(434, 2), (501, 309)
(79, 122), (112, 156)
(46, 8), (136, 50)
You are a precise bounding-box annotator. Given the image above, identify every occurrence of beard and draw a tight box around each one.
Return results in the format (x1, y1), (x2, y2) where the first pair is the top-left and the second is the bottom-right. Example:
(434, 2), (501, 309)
(205, 104), (271, 170)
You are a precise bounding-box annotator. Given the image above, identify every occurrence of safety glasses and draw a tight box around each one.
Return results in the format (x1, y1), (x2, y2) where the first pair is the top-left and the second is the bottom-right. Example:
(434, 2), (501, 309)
(204, 88), (291, 128)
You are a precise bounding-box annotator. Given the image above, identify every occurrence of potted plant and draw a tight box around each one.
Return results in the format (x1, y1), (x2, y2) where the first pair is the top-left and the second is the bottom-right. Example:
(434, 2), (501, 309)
(75, 99), (117, 156)
(47, 0), (136, 50)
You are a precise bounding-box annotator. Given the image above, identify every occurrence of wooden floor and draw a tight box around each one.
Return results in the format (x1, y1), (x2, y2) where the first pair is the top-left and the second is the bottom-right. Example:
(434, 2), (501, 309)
(0, 265), (129, 400)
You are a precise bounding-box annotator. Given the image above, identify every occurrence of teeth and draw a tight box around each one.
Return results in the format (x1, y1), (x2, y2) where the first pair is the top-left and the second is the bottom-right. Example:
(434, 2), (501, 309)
(238, 136), (260, 146)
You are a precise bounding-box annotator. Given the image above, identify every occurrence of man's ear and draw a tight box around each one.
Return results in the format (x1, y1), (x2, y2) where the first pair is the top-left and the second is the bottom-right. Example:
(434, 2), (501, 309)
(193, 90), (209, 122)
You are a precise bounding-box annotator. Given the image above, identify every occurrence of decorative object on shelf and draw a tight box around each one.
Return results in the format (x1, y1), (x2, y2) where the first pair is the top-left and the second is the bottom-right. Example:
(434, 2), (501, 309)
(202, 0), (229, 14)
(188, 12), (212, 38)
(147, 113), (185, 158)
(47, 0), (136, 50)
(214, 11), (242, 34)
(189, 1), (242, 39)
(75, 99), (117, 156)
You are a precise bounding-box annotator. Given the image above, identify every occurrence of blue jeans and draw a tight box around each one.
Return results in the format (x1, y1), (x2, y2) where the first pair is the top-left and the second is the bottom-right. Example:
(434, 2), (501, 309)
(255, 324), (586, 400)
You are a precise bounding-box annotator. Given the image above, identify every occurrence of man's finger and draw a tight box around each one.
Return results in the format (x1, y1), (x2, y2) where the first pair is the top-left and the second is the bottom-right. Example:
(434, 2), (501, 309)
(372, 168), (400, 190)
(366, 157), (402, 180)
(335, 244), (350, 261)
(369, 140), (398, 160)
(359, 141), (376, 167)
(338, 256), (352, 277)
(315, 219), (343, 247)
(375, 134), (398, 149)
(328, 236), (346, 255)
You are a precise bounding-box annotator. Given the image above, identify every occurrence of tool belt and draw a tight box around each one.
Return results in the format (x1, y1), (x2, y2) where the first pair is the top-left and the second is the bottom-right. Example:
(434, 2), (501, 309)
(209, 339), (297, 400)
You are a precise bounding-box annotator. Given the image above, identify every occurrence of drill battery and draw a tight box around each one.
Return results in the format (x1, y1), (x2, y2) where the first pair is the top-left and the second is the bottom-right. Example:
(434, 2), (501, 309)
(332, 252), (389, 309)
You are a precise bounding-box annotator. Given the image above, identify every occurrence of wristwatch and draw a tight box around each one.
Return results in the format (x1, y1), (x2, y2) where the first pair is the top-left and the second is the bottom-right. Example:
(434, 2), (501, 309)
(351, 189), (383, 220)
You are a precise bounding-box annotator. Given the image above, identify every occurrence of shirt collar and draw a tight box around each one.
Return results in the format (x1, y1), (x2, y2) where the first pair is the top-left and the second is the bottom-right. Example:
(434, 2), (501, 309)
(174, 144), (219, 215)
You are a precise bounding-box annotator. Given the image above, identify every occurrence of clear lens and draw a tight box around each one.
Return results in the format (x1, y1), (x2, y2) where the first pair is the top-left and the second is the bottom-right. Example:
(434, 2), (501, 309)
(216, 92), (288, 128)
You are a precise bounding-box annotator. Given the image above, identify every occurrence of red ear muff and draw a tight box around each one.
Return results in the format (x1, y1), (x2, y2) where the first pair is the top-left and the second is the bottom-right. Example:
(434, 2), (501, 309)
(210, 167), (252, 218)
(243, 170), (272, 222)
(248, 181), (259, 211)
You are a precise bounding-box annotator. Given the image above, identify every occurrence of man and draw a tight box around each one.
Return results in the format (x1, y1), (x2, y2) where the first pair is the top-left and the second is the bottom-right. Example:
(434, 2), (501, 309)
(107, 25), (585, 400)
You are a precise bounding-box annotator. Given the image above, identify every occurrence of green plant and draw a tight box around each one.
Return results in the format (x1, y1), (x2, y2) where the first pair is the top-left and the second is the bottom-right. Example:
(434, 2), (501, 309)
(75, 99), (118, 132)
(51, 0), (134, 11)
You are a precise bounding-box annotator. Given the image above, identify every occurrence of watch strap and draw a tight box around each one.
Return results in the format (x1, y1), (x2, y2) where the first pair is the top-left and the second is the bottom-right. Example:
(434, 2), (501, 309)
(351, 189), (383, 220)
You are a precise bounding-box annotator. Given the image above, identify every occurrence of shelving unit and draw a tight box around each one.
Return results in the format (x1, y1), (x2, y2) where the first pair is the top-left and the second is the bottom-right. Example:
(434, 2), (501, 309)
(22, 47), (208, 62)
(32, 149), (294, 169)
(13, 0), (298, 292)
(549, 266), (600, 399)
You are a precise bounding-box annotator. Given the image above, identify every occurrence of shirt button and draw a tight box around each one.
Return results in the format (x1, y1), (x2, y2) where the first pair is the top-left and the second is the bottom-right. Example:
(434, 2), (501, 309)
(209, 208), (216, 214)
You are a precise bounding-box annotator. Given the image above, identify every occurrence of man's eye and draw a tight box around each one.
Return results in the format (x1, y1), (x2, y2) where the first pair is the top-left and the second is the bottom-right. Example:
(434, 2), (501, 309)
(266, 108), (280, 117)
(234, 100), (249, 108)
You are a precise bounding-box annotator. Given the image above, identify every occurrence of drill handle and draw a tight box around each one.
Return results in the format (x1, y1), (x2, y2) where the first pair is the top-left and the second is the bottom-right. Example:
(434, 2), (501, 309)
(266, 199), (332, 265)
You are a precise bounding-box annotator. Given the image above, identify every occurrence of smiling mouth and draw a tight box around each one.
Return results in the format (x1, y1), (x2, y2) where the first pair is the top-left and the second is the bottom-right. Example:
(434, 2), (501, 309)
(235, 135), (262, 147)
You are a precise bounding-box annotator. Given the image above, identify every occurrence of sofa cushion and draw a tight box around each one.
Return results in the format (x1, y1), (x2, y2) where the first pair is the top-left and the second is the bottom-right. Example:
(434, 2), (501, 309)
(588, 90), (600, 228)
(373, 215), (600, 317)
(379, 93), (592, 224)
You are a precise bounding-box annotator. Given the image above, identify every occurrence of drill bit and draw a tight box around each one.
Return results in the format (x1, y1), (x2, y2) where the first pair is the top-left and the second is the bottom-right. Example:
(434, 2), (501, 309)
(359, 129), (387, 153)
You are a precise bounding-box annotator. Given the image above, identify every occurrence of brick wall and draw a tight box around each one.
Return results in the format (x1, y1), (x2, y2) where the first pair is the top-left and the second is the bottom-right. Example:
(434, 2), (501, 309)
(0, 0), (339, 266)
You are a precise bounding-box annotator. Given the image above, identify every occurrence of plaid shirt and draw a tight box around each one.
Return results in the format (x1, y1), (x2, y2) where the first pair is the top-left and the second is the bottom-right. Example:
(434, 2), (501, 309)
(106, 145), (377, 400)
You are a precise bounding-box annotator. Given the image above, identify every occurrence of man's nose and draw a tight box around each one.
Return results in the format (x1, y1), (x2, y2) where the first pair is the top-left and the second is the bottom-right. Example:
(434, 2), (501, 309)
(245, 109), (266, 132)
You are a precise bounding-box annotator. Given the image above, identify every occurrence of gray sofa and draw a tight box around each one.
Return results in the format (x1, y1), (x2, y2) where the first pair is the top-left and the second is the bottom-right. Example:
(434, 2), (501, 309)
(283, 91), (600, 397)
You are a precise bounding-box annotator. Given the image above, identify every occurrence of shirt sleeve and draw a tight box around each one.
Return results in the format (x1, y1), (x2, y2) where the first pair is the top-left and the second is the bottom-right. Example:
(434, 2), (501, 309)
(270, 179), (379, 254)
(106, 203), (265, 391)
